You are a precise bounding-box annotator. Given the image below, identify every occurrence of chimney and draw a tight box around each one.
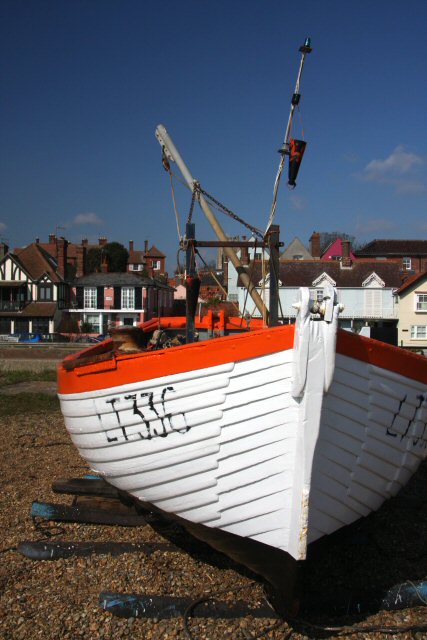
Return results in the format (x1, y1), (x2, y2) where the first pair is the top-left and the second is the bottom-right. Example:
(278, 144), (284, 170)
(144, 240), (148, 254)
(49, 234), (56, 245)
(76, 245), (86, 277)
(98, 237), (108, 247)
(35, 237), (40, 244)
(81, 238), (88, 247)
(56, 237), (68, 278)
(0, 242), (9, 260)
(129, 240), (134, 252)
(309, 231), (321, 259)
(240, 236), (249, 266)
(341, 239), (352, 267)
(101, 255), (108, 273)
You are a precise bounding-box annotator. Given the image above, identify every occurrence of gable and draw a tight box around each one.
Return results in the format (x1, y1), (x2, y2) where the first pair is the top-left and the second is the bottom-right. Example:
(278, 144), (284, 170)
(0, 253), (32, 282)
(362, 272), (385, 288)
(281, 237), (312, 261)
(312, 272), (336, 288)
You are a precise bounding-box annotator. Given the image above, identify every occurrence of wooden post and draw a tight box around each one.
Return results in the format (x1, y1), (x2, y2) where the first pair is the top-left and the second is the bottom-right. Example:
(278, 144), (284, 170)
(267, 225), (280, 327)
(186, 222), (196, 343)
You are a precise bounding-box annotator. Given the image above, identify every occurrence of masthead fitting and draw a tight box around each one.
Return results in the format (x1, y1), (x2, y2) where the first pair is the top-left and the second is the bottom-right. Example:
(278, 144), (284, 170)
(299, 36), (312, 54)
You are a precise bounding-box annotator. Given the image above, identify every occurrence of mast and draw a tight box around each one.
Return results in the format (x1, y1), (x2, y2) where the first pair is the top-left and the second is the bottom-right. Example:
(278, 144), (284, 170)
(155, 124), (270, 323)
(266, 37), (312, 233)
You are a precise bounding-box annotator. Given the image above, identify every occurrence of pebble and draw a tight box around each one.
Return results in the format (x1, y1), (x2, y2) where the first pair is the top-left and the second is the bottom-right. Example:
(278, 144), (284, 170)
(1, 412), (426, 640)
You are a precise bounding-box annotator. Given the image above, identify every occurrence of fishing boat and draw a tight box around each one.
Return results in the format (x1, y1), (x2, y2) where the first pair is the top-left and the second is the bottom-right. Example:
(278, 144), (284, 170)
(57, 40), (427, 613)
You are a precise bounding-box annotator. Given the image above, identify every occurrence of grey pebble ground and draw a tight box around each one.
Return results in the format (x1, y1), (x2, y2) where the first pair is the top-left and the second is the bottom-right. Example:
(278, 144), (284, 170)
(1, 411), (426, 639)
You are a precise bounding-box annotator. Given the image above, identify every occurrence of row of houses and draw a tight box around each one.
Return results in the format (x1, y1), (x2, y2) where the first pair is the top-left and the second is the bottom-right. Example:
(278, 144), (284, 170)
(0, 236), (173, 337)
(226, 234), (427, 350)
(0, 232), (426, 350)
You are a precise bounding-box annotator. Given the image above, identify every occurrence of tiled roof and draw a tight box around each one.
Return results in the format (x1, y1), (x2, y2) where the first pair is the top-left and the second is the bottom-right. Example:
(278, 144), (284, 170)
(145, 245), (165, 258)
(356, 239), (427, 256)
(0, 302), (58, 317)
(396, 271), (427, 294)
(11, 244), (63, 283)
(128, 251), (145, 263)
(20, 302), (58, 317)
(73, 272), (173, 290)
(73, 272), (155, 286)
(237, 260), (403, 288)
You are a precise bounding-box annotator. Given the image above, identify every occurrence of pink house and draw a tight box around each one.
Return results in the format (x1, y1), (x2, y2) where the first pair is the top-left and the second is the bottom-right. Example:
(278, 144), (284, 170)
(321, 239), (356, 263)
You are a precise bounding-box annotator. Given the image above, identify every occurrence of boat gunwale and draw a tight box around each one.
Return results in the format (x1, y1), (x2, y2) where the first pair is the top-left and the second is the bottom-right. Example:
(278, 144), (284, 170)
(57, 322), (427, 396)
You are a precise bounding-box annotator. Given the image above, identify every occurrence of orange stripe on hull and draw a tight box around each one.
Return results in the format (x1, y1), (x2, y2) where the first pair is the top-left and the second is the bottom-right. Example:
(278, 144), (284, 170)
(57, 324), (296, 395)
(57, 324), (427, 396)
(336, 329), (427, 384)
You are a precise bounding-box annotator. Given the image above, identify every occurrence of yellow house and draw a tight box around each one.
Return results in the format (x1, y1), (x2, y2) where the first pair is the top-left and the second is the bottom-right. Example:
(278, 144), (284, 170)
(396, 272), (427, 350)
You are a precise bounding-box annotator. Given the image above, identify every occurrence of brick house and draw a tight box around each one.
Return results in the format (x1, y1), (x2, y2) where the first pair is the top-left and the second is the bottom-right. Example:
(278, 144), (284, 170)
(67, 271), (174, 334)
(0, 241), (69, 336)
(355, 239), (427, 275)
(126, 240), (166, 277)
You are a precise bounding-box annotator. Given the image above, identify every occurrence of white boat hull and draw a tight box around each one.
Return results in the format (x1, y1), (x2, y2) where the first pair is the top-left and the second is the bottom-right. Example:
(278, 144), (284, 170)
(58, 302), (427, 564)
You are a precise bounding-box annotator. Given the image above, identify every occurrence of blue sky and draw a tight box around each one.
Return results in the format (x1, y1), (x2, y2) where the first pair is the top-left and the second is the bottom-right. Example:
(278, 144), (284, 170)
(1, 0), (426, 271)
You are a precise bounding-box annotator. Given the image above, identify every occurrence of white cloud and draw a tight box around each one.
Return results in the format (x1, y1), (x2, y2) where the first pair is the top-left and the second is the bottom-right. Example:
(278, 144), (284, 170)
(364, 146), (423, 177)
(358, 146), (425, 193)
(72, 212), (103, 225)
(0, 222), (6, 233)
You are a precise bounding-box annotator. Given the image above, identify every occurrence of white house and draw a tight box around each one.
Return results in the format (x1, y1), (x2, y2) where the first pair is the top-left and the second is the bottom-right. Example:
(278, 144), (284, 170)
(234, 259), (402, 338)
(395, 271), (427, 350)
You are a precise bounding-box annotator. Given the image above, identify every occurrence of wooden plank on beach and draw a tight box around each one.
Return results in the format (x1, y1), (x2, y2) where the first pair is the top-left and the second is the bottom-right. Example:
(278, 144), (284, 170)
(52, 477), (120, 499)
(31, 501), (147, 527)
(99, 592), (279, 619)
(17, 540), (177, 560)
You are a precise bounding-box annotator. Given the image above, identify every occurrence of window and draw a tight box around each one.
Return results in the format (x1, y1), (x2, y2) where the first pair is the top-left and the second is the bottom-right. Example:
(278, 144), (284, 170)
(364, 289), (383, 316)
(131, 264), (143, 271)
(411, 325), (426, 339)
(84, 313), (100, 333)
(121, 287), (135, 309)
(38, 283), (53, 301)
(151, 260), (161, 270)
(292, 254), (304, 260)
(310, 288), (324, 302)
(416, 294), (427, 312)
(32, 318), (49, 335)
(403, 257), (412, 270)
(84, 287), (97, 309)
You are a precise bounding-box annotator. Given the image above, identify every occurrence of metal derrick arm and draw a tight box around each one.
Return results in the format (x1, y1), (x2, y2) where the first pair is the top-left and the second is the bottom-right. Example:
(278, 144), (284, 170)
(155, 124), (270, 324)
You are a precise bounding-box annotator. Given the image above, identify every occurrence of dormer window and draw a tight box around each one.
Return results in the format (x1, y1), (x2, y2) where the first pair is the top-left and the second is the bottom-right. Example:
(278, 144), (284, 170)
(403, 257), (412, 270)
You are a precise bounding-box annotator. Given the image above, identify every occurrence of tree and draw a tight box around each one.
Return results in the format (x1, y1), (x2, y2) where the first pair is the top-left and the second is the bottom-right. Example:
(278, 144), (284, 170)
(85, 242), (129, 273)
(86, 247), (102, 273)
(103, 242), (129, 272)
(319, 231), (356, 253)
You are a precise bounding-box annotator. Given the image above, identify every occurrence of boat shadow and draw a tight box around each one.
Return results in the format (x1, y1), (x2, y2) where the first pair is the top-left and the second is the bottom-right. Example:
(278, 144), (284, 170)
(140, 460), (426, 623)
(301, 458), (427, 619)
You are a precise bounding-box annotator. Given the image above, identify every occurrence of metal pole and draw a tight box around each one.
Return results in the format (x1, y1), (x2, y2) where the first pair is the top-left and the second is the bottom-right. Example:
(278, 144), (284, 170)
(279, 37), (312, 156)
(266, 37), (312, 233)
(156, 124), (269, 324)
